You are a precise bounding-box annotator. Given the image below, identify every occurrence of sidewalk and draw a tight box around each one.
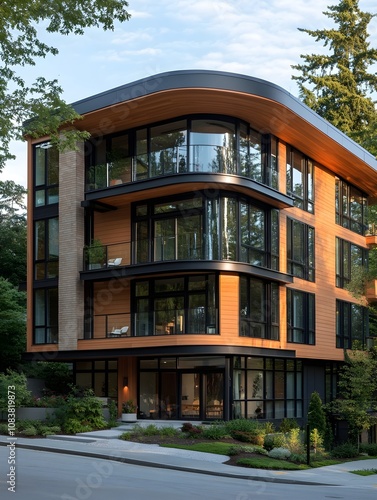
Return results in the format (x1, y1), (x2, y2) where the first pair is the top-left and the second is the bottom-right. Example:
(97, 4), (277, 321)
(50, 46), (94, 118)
(1, 425), (377, 489)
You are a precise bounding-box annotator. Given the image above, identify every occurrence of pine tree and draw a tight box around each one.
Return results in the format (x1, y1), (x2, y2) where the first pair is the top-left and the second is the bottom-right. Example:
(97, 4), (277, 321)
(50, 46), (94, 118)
(307, 391), (327, 439)
(292, 0), (377, 156)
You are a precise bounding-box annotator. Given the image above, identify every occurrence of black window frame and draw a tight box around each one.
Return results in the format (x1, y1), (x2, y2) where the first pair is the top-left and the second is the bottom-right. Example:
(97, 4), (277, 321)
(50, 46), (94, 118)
(33, 141), (59, 208)
(286, 146), (314, 213)
(336, 299), (369, 349)
(336, 237), (368, 289)
(287, 288), (315, 345)
(335, 177), (367, 235)
(33, 286), (58, 345)
(132, 274), (218, 336)
(239, 276), (279, 340)
(287, 217), (315, 282)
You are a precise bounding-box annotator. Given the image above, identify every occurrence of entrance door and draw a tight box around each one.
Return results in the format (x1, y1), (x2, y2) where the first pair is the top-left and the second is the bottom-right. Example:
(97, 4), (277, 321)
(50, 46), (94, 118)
(180, 371), (224, 420)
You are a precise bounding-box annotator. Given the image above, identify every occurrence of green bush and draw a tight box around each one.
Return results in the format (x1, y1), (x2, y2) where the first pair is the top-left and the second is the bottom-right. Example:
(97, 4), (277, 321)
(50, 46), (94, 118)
(142, 425), (160, 436)
(181, 422), (203, 437)
(0, 423), (8, 434)
(331, 442), (359, 459)
(228, 444), (268, 456)
(263, 421), (275, 434)
(107, 399), (118, 426)
(225, 418), (261, 434)
(0, 370), (32, 412)
(264, 433), (286, 451)
(54, 387), (107, 434)
(359, 443), (377, 456)
(279, 418), (299, 433)
(285, 428), (304, 454)
(201, 424), (229, 440)
(267, 447), (291, 459)
(159, 426), (179, 437)
(289, 453), (308, 464)
(22, 426), (37, 436)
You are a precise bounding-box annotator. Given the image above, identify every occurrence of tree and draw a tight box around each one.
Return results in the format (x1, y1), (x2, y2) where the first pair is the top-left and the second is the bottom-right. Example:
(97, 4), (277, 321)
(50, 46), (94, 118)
(0, 277), (26, 372)
(291, 0), (377, 156)
(0, 181), (27, 285)
(326, 345), (377, 446)
(307, 391), (327, 439)
(0, 0), (131, 170)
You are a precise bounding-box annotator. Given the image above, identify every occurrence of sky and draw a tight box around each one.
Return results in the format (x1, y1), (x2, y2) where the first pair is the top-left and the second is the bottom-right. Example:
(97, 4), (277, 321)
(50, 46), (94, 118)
(1, 0), (377, 187)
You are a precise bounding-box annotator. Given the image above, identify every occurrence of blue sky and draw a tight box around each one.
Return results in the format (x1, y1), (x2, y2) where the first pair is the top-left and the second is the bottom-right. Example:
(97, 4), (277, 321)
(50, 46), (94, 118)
(2, 0), (376, 187)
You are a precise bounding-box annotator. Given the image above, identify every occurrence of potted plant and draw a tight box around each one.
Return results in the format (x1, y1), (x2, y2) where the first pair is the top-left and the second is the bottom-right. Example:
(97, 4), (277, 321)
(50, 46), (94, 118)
(122, 400), (137, 422)
(85, 239), (106, 270)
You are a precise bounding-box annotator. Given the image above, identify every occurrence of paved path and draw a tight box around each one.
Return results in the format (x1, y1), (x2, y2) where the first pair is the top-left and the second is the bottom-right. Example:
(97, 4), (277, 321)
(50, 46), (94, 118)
(1, 426), (377, 489)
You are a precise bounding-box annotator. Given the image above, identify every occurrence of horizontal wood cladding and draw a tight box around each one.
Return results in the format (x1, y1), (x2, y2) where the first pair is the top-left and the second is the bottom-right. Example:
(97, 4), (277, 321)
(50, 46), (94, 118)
(75, 88), (377, 197)
(94, 205), (131, 244)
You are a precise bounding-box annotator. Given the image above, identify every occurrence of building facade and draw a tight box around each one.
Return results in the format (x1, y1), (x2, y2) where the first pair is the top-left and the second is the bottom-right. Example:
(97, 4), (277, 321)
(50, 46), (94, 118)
(26, 70), (377, 424)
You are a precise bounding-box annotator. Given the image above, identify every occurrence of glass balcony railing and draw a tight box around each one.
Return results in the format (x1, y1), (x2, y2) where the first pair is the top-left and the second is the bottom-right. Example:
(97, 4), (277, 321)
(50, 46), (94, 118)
(87, 313), (131, 339)
(83, 238), (273, 271)
(85, 145), (276, 191)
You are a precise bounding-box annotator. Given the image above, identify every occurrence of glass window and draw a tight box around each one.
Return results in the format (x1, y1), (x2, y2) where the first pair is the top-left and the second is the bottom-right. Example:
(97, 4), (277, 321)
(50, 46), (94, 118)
(34, 217), (59, 280)
(34, 142), (59, 206)
(240, 276), (279, 340)
(133, 275), (218, 336)
(336, 238), (368, 288)
(150, 121), (187, 176)
(286, 147), (314, 213)
(335, 178), (367, 235)
(336, 300), (369, 349)
(34, 288), (58, 344)
(287, 289), (315, 344)
(287, 218), (315, 282)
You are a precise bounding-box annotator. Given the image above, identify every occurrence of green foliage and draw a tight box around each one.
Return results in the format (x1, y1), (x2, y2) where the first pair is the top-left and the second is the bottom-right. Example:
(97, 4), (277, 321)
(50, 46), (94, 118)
(228, 444), (268, 456)
(359, 443), (377, 456)
(263, 433), (287, 451)
(159, 426), (179, 438)
(331, 442), (359, 458)
(0, 370), (32, 412)
(236, 456), (304, 470)
(21, 426), (37, 436)
(201, 423), (229, 440)
(285, 428), (304, 455)
(122, 399), (136, 413)
(267, 447), (291, 460)
(326, 347), (377, 444)
(107, 399), (118, 426)
(310, 428), (324, 453)
(263, 421), (275, 434)
(54, 387), (107, 434)
(0, 279), (26, 372)
(307, 391), (326, 439)
(181, 422), (203, 437)
(0, 0), (131, 170)
(291, 0), (377, 156)
(224, 418), (261, 434)
(279, 418), (299, 433)
(22, 362), (73, 395)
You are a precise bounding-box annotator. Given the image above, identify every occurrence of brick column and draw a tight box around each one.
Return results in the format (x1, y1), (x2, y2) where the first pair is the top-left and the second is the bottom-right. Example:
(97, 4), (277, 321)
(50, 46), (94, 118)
(58, 142), (85, 350)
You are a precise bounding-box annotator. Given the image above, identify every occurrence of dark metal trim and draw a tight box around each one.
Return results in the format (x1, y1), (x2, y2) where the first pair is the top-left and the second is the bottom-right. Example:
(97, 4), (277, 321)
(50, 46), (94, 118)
(84, 173), (294, 209)
(23, 344), (297, 361)
(80, 260), (293, 284)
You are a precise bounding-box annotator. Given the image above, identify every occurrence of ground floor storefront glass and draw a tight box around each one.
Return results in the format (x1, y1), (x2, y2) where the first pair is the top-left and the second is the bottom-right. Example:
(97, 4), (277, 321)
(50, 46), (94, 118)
(138, 355), (303, 421)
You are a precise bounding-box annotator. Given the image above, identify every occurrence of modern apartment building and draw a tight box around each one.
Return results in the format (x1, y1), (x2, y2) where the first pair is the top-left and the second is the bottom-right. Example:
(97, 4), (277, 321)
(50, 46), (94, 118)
(25, 70), (377, 424)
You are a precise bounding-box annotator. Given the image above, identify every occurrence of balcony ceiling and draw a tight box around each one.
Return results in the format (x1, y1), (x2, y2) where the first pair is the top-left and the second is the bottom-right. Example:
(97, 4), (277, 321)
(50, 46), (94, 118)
(71, 70), (377, 197)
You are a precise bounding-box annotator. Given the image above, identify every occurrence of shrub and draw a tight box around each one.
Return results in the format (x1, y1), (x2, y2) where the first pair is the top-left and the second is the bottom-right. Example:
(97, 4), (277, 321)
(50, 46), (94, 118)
(359, 443), (377, 456)
(279, 418), (299, 433)
(307, 391), (326, 439)
(264, 433), (286, 451)
(331, 442), (359, 459)
(0, 370), (33, 413)
(181, 422), (203, 437)
(201, 424), (229, 440)
(159, 426), (179, 437)
(267, 447), (291, 460)
(142, 425), (160, 436)
(54, 387), (107, 434)
(0, 423), (8, 434)
(263, 421), (275, 434)
(310, 428), (324, 453)
(225, 418), (260, 434)
(107, 399), (118, 426)
(22, 426), (37, 436)
(285, 428), (304, 454)
(289, 453), (308, 464)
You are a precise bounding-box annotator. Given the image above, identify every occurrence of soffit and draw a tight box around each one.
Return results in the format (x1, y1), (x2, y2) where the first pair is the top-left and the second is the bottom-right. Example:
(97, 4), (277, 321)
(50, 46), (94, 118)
(74, 87), (377, 197)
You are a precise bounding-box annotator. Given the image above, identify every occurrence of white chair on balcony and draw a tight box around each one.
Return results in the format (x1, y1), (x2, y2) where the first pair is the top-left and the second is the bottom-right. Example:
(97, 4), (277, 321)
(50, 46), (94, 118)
(108, 257), (122, 266)
(110, 326), (129, 337)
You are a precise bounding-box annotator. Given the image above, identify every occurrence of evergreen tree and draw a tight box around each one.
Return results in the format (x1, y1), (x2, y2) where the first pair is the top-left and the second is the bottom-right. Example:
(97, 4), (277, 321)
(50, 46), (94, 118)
(292, 0), (377, 156)
(307, 391), (327, 439)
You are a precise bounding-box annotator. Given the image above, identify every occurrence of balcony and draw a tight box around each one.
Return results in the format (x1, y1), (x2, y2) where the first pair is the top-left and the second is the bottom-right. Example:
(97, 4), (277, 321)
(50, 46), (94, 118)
(85, 310), (218, 339)
(84, 242), (130, 271)
(366, 223), (377, 247)
(85, 144), (278, 192)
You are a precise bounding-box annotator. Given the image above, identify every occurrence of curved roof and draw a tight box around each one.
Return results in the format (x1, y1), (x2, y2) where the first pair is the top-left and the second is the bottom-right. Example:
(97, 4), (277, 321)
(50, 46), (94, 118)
(72, 69), (377, 196)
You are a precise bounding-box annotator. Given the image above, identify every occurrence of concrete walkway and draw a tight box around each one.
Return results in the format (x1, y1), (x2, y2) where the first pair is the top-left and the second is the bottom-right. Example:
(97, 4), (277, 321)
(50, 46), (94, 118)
(1, 423), (377, 489)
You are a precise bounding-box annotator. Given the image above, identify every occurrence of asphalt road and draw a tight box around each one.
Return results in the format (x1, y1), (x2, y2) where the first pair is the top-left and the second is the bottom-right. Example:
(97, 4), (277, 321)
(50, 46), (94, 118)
(0, 447), (376, 500)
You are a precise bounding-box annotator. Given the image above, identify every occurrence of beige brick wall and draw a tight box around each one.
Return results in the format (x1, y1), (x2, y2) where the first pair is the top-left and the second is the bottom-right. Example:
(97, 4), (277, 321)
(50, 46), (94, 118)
(58, 142), (85, 350)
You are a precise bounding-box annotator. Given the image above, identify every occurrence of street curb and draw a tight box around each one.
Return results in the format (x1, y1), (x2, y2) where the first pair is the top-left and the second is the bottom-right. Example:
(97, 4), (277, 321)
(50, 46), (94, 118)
(0, 441), (338, 486)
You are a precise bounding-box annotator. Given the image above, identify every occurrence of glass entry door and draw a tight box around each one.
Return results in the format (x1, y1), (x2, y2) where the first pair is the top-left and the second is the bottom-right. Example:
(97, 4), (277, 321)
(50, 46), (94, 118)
(180, 371), (224, 420)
